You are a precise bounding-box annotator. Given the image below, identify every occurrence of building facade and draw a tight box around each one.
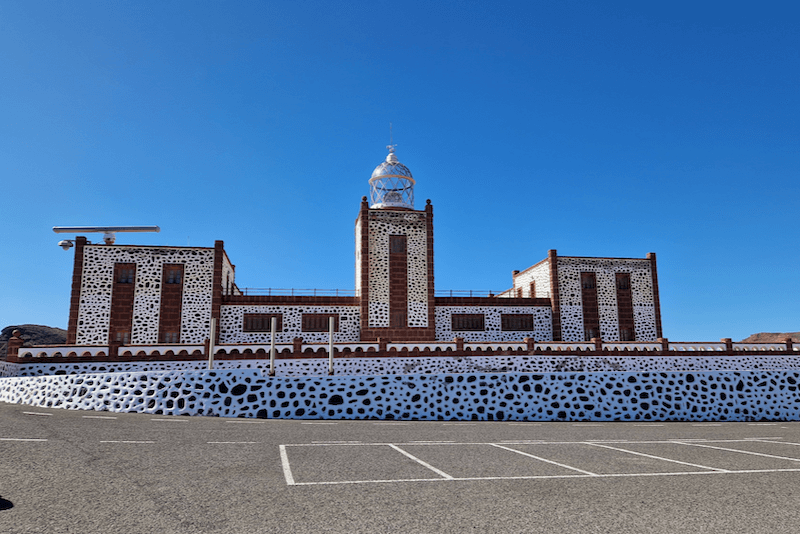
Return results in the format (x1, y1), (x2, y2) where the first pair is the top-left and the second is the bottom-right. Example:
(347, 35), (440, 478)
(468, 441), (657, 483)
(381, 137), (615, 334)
(64, 148), (662, 348)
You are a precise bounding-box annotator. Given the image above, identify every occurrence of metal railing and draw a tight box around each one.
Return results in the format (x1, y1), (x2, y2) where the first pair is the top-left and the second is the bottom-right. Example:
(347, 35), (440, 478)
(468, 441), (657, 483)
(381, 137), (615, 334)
(434, 290), (508, 297)
(237, 288), (357, 297)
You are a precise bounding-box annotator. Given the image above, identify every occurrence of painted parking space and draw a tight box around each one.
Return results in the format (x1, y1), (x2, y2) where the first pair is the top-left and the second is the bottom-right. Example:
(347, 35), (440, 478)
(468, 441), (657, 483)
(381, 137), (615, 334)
(280, 438), (800, 486)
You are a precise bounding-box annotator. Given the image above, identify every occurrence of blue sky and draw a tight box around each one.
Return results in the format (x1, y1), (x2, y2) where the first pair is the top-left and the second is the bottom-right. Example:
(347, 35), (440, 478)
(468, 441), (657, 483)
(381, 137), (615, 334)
(1, 0), (798, 341)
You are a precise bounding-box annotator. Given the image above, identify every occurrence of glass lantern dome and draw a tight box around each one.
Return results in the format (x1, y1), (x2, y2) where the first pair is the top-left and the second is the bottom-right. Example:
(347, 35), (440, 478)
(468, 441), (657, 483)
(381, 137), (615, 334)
(369, 146), (415, 209)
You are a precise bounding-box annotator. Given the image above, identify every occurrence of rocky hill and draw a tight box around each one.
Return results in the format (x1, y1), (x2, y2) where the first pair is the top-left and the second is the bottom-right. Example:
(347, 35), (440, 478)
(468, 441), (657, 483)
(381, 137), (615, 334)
(740, 332), (800, 343)
(1, 325), (67, 360)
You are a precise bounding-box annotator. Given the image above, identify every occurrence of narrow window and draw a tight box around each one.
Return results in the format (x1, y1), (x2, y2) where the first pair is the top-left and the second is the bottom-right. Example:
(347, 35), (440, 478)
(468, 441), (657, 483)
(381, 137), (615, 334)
(302, 314), (339, 332)
(117, 268), (135, 284)
(389, 235), (406, 254)
(160, 332), (179, 343)
(516, 287), (522, 298)
(115, 331), (131, 344)
(165, 266), (182, 284)
(529, 281), (536, 298)
(501, 314), (534, 331)
(451, 314), (485, 331)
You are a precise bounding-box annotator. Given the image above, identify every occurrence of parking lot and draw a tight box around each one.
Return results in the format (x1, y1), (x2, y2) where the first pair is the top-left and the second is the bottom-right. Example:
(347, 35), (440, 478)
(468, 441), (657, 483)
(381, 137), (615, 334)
(4, 403), (800, 533)
(281, 435), (800, 486)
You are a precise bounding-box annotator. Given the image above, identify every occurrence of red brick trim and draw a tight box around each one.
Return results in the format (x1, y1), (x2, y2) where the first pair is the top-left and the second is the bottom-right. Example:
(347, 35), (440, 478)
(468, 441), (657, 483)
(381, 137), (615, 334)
(425, 200), (436, 337)
(358, 198), (370, 339)
(158, 264), (184, 343)
(548, 250), (562, 341)
(109, 263), (136, 344)
(647, 252), (663, 339)
(66, 236), (86, 344)
(211, 241), (224, 344)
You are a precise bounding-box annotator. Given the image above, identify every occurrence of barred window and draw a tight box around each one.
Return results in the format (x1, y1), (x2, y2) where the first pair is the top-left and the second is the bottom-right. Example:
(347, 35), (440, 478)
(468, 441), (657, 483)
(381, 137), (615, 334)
(160, 332), (179, 343)
(302, 314), (339, 332)
(451, 314), (485, 331)
(616, 273), (631, 291)
(243, 314), (283, 332)
(165, 265), (183, 284)
(501, 314), (534, 331)
(117, 268), (135, 284)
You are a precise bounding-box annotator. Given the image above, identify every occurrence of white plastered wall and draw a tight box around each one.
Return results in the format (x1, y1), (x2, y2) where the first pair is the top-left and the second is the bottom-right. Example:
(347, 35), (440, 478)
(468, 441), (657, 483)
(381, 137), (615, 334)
(513, 259), (552, 298)
(367, 211), (429, 328)
(76, 246), (215, 345)
(219, 305), (360, 343)
(434, 306), (552, 342)
(556, 257), (657, 342)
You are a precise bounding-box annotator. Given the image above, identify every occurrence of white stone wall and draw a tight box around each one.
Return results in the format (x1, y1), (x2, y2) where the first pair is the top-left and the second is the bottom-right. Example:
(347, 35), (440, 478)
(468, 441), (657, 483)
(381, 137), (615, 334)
(434, 306), (552, 342)
(219, 305), (360, 343)
(12, 354), (800, 378)
(513, 260), (551, 298)
(557, 257), (657, 342)
(367, 211), (429, 327)
(76, 246), (216, 345)
(221, 253), (236, 295)
(3, 369), (800, 421)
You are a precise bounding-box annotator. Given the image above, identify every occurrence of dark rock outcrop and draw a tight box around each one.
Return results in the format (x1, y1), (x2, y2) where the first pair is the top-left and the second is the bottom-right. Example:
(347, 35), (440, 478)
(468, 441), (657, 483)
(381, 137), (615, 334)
(1, 325), (67, 360)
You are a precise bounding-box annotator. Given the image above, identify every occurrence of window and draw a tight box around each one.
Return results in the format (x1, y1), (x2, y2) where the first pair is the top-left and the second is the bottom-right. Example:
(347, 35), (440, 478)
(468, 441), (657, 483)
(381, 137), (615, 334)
(161, 332), (179, 343)
(165, 266), (183, 284)
(389, 235), (406, 254)
(501, 314), (534, 331)
(451, 314), (485, 331)
(117, 268), (135, 284)
(243, 314), (283, 332)
(616, 273), (630, 291)
(620, 328), (634, 342)
(584, 327), (599, 341)
(516, 287), (522, 298)
(115, 331), (130, 344)
(581, 272), (596, 289)
(529, 281), (536, 298)
(302, 314), (339, 332)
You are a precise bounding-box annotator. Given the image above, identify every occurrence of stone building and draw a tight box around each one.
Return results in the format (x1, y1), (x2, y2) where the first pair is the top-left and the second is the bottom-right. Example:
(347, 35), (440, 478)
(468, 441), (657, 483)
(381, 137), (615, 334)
(64, 147), (662, 348)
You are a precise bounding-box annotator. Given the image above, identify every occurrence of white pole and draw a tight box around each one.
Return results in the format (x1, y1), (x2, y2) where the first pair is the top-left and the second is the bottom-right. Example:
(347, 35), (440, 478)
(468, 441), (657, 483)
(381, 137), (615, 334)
(207, 318), (216, 370)
(269, 316), (276, 376)
(328, 316), (334, 375)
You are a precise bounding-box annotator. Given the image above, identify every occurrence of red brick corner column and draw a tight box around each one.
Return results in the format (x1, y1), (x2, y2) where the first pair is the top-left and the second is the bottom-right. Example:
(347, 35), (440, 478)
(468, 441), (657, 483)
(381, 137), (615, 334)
(547, 249), (562, 341)
(211, 240), (225, 344)
(6, 330), (23, 362)
(66, 236), (87, 344)
(647, 252), (663, 339)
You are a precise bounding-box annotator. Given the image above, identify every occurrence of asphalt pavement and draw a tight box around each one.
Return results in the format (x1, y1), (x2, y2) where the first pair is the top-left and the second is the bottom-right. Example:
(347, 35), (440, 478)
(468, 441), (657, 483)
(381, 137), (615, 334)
(2, 402), (800, 533)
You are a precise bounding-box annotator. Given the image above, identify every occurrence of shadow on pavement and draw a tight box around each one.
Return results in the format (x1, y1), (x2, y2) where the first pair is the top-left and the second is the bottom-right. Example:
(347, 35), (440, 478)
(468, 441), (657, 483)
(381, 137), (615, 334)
(0, 496), (13, 511)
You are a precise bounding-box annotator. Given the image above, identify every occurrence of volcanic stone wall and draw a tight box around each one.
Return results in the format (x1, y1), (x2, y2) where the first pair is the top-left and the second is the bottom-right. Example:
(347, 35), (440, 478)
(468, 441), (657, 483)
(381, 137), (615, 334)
(2, 369), (800, 421)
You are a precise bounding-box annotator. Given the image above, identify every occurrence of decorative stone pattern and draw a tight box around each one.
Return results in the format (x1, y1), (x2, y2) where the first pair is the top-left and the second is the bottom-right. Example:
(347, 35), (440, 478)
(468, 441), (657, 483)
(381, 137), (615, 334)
(557, 258), (657, 342)
(367, 211), (428, 327)
(0, 361), (20, 378)
(77, 246), (216, 345)
(218, 305), (360, 343)
(3, 369), (800, 421)
(12, 354), (800, 378)
(513, 261), (551, 298)
(435, 306), (552, 342)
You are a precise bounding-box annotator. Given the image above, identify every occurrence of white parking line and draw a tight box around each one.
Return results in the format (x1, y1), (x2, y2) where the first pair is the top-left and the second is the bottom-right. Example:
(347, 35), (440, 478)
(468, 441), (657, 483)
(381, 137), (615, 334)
(749, 423), (778, 426)
(208, 441), (259, 444)
(411, 440), (455, 443)
(692, 424), (723, 427)
(22, 412), (52, 416)
(374, 422), (411, 425)
(492, 443), (599, 476)
(99, 440), (155, 444)
(388, 444), (454, 479)
(0, 438), (48, 442)
(674, 441), (800, 462)
(584, 442), (729, 472)
(279, 445), (296, 485)
(312, 441), (362, 444)
(83, 415), (117, 420)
